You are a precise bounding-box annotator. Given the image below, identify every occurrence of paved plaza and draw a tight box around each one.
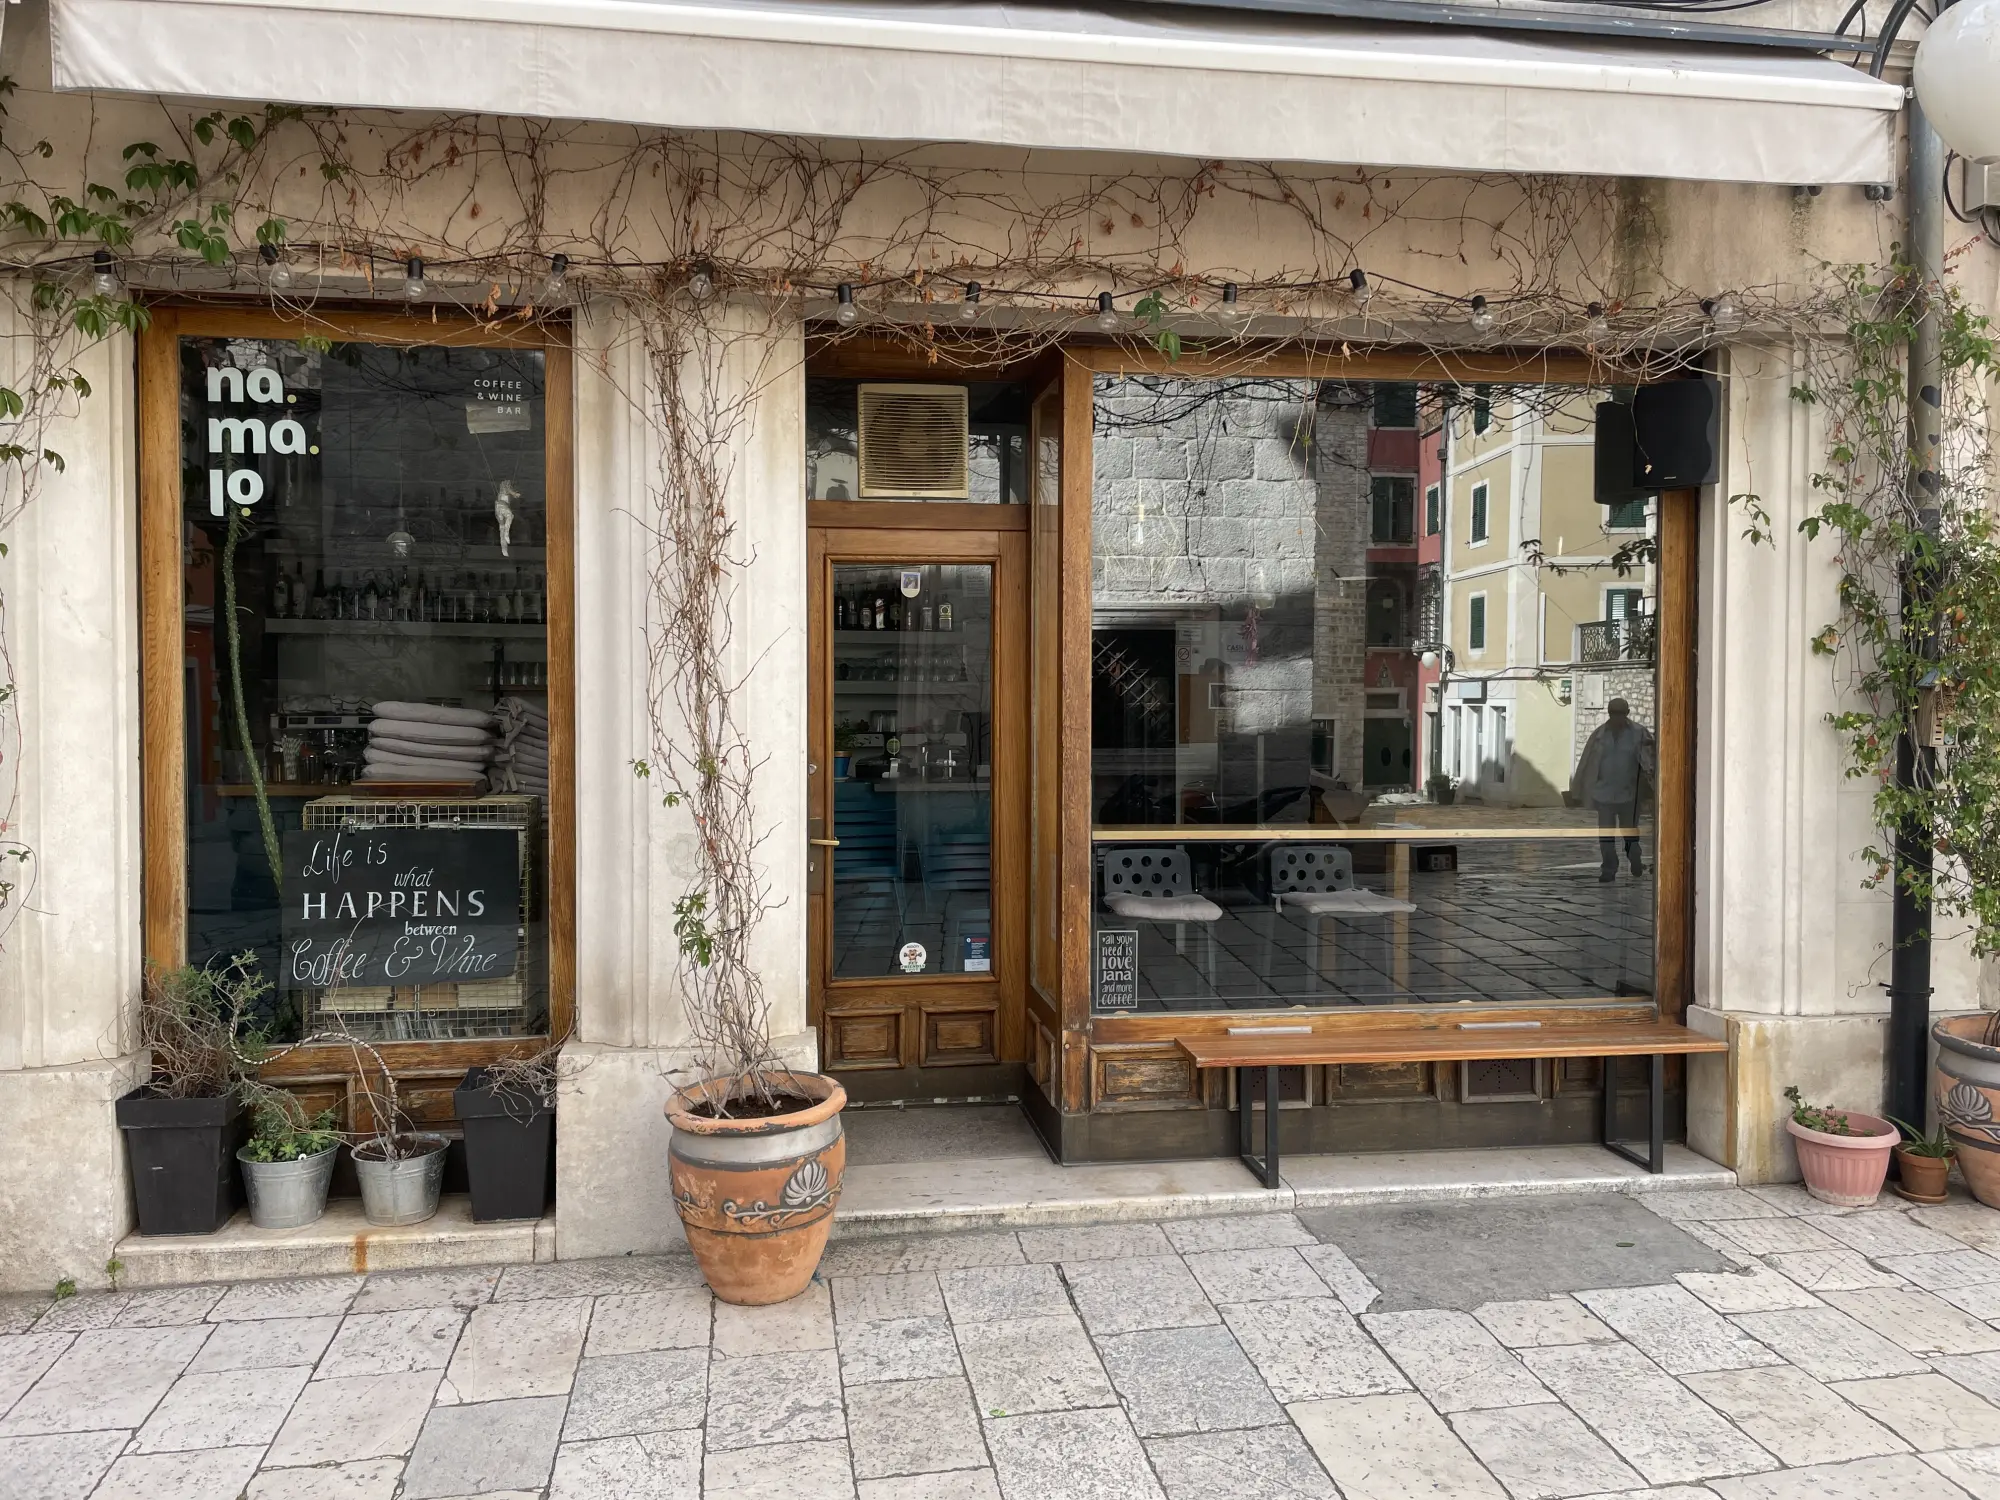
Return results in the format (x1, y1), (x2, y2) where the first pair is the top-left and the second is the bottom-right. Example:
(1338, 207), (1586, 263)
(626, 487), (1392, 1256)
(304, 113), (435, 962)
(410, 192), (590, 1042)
(5, 1184), (2000, 1499)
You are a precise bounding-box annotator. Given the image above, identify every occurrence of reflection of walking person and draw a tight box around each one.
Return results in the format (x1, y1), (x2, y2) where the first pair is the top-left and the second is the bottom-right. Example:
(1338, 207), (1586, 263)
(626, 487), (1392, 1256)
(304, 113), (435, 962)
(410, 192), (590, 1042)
(1571, 698), (1656, 882)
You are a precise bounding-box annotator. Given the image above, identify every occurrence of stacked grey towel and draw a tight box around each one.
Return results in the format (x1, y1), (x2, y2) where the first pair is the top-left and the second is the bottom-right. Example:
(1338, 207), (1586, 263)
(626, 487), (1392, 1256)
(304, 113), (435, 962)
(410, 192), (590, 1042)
(361, 701), (496, 786)
(489, 697), (548, 798)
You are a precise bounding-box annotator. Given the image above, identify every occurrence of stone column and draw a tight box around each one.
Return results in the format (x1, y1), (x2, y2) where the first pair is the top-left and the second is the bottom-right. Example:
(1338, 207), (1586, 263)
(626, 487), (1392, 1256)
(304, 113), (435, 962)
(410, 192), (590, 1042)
(1685, 343), (1984, 1181)
(0, 319), (147, 1292)
(558, 300), (810, 1258)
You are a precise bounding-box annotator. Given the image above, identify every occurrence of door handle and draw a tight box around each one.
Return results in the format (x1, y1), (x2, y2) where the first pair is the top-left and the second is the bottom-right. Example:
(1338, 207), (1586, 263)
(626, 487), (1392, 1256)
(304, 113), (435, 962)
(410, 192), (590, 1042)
(810, 837), (841, 847)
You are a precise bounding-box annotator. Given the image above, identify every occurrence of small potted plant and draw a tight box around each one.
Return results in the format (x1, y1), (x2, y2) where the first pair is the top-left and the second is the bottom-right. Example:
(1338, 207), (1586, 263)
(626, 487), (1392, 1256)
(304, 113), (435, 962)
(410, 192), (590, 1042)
(1784, 1085), (1900, 1207)
(1887, 1115), (1957, 1205)
(455, 1046), (558, 1222)
(833, 720), (856, 780)
(1427, 773), (1457, 806)
(341, 1044), (448, 1226)
(116, 956), (260, 1235)
(237, 1093), (343, 1230)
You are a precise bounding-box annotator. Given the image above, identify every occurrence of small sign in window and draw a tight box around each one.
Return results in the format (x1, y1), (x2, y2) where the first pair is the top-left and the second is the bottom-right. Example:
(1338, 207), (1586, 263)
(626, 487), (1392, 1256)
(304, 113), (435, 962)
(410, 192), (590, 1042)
(1095, 928), (1139, 1011)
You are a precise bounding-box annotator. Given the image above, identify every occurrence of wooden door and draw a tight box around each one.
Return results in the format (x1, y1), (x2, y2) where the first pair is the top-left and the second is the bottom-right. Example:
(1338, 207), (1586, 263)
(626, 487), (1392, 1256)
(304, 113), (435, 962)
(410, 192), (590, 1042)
(808, 521), (1029, 1099)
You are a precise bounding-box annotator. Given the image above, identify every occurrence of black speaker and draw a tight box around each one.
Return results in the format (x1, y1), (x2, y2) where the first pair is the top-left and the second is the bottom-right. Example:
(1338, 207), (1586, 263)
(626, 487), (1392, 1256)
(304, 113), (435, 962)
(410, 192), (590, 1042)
(1593, 400), (1646, 508)
(1631, 376), (1720, 489)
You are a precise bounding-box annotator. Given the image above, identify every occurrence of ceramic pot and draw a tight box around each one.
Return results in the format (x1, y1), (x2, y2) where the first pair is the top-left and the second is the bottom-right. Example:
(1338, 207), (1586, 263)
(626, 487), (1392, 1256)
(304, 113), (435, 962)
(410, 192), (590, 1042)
(665, 1073), (846, 1306)
(1935, 1014), (2000, 1209)
(352, 1135), (449, 1226)
(238, 1143), (339, 1230)
(1786, 1109), (1899, 1207)
(1892, 1145), (1953, 1204)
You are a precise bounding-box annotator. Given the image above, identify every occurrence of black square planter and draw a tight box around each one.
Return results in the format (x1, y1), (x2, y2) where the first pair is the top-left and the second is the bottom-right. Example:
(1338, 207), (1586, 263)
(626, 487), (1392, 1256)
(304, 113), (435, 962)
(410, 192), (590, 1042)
(454, 1068), (555, 1222)
(115, 1088), (247, 1236)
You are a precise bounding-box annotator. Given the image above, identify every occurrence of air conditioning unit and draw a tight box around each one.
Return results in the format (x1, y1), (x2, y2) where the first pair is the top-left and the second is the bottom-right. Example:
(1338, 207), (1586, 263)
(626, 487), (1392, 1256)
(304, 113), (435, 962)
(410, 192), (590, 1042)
(857, 383), (969, 499)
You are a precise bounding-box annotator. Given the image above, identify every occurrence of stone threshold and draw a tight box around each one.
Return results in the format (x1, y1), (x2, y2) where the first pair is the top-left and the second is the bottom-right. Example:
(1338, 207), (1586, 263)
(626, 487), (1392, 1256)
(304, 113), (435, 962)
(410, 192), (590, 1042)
(113, 1194), (553, 1288)
(830, 1143), (1734, 1238)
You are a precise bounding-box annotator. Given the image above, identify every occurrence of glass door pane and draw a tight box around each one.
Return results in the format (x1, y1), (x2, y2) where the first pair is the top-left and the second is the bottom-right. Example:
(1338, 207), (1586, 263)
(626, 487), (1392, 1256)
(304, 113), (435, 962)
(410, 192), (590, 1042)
(830, 563), (994, 978)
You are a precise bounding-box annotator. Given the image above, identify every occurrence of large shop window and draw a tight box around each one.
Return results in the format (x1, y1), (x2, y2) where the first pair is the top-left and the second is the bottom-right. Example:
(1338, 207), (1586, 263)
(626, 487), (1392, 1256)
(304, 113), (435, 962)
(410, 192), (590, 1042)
(179, 335), (553, 1043)
(1089, 378), (1662, 1015)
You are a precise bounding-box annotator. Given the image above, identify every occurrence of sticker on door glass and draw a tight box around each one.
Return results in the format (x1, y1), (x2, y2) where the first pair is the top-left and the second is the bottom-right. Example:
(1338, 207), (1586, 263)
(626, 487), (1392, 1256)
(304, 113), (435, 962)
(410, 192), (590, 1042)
(899, 568), (923, 598)
(897, 940), (928, 973)
(960, 934), (991, 973)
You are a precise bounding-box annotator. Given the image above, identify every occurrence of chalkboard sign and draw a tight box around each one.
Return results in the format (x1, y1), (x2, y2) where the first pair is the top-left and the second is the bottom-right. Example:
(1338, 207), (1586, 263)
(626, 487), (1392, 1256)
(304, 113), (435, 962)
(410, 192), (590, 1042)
(280, 826), (519, 990)
(1095, 928), (1139, 1012)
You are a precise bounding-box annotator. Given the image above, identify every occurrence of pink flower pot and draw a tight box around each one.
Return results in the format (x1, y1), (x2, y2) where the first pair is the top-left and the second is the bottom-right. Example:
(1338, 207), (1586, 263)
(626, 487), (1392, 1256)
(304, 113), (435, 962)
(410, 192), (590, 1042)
(1786, 1110), (1899, 1207)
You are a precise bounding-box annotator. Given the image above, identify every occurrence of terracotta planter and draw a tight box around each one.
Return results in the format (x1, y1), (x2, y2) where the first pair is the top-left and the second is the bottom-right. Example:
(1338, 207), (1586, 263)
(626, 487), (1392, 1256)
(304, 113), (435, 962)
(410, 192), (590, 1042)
(1893, 1145), (1953, 1205)
(1786, 1109), (1898, 1207)
(665, 1073), (847, 1306)
(1935, 1013), (2000, 1209)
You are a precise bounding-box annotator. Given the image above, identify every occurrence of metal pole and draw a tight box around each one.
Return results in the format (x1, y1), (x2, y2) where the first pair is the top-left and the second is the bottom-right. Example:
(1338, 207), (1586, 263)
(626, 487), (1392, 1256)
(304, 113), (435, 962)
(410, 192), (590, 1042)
(1889, 99), (1945, 1131)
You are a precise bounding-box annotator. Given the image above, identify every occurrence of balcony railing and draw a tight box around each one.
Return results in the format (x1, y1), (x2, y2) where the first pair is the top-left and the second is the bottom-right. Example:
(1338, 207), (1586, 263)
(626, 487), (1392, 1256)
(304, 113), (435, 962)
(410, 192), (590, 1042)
(1577, 616), (1656, 664)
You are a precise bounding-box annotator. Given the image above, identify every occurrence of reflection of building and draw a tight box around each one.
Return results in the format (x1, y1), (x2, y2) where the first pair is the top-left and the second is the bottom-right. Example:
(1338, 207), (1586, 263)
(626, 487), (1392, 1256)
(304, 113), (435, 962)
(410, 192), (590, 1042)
(1421, 390), (1656, 809)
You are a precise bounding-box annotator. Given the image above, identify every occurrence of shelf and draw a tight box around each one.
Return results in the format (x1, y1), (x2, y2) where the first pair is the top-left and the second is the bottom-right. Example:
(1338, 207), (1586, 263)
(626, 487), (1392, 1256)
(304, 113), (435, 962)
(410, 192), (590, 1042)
(263, 618), (545, 638)
(216, 780), (483, 797)
(832, 630), (982, 645)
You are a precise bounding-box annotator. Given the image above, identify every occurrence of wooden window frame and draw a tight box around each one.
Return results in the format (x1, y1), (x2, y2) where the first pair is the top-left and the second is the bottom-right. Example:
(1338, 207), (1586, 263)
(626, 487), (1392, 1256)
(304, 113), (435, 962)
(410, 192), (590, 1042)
(137, 304), (576, 1078)
(1040, 344), (1699, 1109)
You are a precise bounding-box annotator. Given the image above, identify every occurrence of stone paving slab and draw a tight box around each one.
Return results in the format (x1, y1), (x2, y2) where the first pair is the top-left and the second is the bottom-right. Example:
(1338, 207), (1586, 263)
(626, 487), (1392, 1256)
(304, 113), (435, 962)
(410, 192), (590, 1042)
(7, 1181), (2000, 1499)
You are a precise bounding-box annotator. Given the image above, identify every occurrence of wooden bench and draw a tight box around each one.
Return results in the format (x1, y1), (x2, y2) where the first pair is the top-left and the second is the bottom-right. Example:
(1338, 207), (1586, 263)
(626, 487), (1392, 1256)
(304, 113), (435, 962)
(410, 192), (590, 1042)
(1179, 1019), (1728, 1189)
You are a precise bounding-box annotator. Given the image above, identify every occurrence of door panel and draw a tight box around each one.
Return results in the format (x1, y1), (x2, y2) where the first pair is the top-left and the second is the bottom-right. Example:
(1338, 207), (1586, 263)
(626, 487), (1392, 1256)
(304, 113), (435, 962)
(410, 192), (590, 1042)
(809, 526), (1028, 1097)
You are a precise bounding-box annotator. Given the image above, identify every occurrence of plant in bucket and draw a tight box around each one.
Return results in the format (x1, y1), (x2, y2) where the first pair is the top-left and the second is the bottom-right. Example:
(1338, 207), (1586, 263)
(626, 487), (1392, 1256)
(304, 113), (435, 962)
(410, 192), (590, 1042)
(1887, 1115), (1957, 1205)
(236, 1091), (342, 1231)
(348, 1052), (450, 1228)
(662, 887), (847, 1307)
(1784, 1085), (1900, 1207)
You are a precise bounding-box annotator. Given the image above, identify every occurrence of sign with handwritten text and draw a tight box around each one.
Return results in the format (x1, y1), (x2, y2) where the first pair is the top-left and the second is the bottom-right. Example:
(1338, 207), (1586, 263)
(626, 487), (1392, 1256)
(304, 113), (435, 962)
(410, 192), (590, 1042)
(280, 827), (518, 989)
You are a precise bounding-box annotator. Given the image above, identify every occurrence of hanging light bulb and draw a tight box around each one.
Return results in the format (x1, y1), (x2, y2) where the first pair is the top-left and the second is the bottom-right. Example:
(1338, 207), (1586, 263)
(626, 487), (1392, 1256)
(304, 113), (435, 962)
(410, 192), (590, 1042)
(1217, 282), (1244, 326)
(1348, 267), (1371, 308)
(834, 283), (859, 326)
(1468, 295), (1494, 334)
(541, 253), (569, 303)
(1585, 301), (1609, 341)
(403, 256), (426, 300)
(90, 249), (120, 298)
(1095, 291), (1120, 333)
(958, 281), (981, 322)
(686, 260), (713, 302)
(1702, 294), (1742, 333)
(257, 242), (292, 290)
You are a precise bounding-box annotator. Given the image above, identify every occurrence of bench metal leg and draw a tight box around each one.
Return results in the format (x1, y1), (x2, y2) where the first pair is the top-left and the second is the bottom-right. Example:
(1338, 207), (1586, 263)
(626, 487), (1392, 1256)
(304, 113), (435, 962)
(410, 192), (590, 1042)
(1601, 1053), (1667, 1174)
(1237, 1065), (1282, 1189)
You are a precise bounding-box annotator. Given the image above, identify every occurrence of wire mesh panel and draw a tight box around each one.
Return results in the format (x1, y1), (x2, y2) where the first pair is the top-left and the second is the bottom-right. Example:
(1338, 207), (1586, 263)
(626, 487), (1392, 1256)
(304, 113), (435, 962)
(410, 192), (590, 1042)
(300, 794), (543, 1040)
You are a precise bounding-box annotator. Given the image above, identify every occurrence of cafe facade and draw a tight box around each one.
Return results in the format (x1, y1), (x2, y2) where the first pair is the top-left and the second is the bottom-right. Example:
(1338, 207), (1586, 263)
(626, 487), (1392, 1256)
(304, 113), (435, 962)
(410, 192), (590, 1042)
(0, 0), (1993, 1287)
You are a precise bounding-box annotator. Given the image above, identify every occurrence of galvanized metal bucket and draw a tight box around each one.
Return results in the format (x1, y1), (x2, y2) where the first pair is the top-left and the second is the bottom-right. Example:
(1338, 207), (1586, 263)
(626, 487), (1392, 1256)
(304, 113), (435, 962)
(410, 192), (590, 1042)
(353, 1136), (449, 1226)
(237, 1143), (339, 1230)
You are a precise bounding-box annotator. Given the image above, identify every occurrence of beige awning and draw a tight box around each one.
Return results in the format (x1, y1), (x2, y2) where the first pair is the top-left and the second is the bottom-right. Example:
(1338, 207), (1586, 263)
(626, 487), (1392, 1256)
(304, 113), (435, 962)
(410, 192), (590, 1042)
(49, 0), (1902, 183)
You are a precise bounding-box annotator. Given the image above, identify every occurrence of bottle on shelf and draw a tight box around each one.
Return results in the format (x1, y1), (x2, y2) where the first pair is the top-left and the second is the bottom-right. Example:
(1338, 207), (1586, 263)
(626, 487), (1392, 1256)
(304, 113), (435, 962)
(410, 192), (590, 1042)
(309, 569), (328, 619)
(938, 594), (955, 632)
(872, 592), (887, 630)
(269, 565), (290, 619)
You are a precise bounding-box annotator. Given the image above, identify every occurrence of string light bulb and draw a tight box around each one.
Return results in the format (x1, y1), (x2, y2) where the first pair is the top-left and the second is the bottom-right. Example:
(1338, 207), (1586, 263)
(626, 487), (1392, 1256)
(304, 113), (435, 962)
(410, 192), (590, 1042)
(541, 253), (569, 302)
(1348, 268), (1371, 307)
(834, 283), (859, 326)
(685, 260), (713, 302)
(1217, 282), (1244, 326)
(1095, 291), (1120, 333)
(258, 242), (292, 290)
(1468, 295), (1494, 334)
(1702, 294), (1742, 333)
(90, 249), (120, 298)
(959, 281), (981, 322)
(1585, 301), (1609, 340)
(403, 256), (426, 300)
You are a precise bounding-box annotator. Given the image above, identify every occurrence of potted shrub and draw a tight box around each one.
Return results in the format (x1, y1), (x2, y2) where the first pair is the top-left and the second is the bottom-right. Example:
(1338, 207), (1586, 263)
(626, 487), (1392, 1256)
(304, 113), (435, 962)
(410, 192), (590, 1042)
(337, 1041), (448, 1226)
(1427, 773), (1457, 806)
(455, 1053), (557, 1222)
(116, 956), (260, 1235)
(832, 720), (856, 780)
(662, 902), (847, 1305)
(1887, 1115), (1957, 1205)
(237, 1094), (342, 1230)
(1784, 1085), (1900, 1207)
(1934, 1013), (2000, 1208)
